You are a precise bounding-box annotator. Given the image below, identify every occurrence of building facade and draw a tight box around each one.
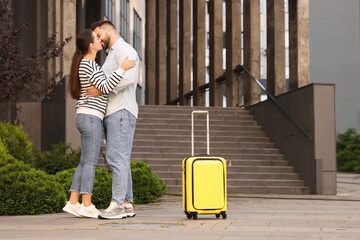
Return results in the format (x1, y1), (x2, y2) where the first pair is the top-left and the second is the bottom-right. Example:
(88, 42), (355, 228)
(9, 0), (145, 150)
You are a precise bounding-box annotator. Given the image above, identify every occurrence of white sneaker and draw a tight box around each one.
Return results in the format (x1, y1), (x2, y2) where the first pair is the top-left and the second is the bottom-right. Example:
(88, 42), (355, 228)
(62, 201), (81, 217)
(98, 202), (127, 219)
(77, 204), (100, 219)
(124, 203), (136, 217)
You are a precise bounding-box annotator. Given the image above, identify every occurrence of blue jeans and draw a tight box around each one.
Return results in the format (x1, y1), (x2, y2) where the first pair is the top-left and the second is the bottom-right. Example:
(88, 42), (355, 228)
(104, 109), (137, 204)
(70, 114), (102, 195)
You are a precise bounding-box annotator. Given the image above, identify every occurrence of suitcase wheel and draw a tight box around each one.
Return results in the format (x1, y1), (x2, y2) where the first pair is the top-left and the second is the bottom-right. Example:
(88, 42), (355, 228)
(185, 212), (192, 219)
(221, 211), (227, 219)
(191, 212), (198, 220)
(215, 214), (220, 219)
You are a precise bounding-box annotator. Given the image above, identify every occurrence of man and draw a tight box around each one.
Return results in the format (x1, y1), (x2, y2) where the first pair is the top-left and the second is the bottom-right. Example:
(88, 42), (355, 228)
(87, 20), (138, 219)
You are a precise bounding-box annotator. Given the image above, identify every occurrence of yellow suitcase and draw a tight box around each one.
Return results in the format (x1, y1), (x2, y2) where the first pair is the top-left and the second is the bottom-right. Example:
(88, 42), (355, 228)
(182, 111), (227, 220)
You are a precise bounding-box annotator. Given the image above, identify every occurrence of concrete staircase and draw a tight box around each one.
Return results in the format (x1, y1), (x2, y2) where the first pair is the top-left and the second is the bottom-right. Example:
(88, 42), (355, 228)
(101, 105), (309, 195)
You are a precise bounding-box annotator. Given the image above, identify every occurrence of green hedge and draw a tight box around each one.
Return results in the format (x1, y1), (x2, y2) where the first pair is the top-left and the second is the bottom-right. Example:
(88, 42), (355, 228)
(33, 142), (80, 175)
(131, 160), (167, 204)
(0, 138), (17, 167)
(0, 121), (167, 215)
(0, 158), (66, 215)
(0, 121), (35, 164)
(337, 128), (360, 173)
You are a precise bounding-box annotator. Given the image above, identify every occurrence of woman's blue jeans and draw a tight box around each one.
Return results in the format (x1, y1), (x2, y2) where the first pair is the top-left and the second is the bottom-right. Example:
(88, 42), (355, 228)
(70, 114), (102, 195)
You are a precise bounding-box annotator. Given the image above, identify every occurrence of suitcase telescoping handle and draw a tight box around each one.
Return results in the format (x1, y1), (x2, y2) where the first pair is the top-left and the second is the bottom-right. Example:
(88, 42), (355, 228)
(191, 110), (210, 156)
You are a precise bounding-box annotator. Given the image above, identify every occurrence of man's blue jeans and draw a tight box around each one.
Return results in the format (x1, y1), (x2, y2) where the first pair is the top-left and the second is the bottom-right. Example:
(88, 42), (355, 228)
(70, 114), (102, 195)
(104, 109), (137, 204)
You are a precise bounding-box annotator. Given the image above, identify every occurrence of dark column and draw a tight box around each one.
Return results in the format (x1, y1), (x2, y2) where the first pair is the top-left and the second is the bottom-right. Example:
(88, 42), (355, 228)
(226, 0), (242, 107)
(243, 0), (261, 106)
(156, 0), (167, 105)
(267, 0), (286, 96)
(145, 0), (156, 104)
(179, 0), (191, 105)
(289, 0), (310, 90)
(166, 0), (178, 104)
(193, 0), (206, 106)
(209, 0), (223, 106)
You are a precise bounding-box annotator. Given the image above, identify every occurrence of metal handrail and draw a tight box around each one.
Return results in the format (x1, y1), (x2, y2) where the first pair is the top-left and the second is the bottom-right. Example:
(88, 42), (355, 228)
(234, 64), (313, 140)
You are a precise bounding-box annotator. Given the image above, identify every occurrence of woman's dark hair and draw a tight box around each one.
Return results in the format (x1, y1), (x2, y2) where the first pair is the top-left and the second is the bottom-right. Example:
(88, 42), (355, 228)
(67, 29), (94, 100)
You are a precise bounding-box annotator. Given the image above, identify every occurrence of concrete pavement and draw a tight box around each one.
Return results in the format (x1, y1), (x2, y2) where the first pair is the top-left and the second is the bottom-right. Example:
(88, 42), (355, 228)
(1, 172), (360, 240)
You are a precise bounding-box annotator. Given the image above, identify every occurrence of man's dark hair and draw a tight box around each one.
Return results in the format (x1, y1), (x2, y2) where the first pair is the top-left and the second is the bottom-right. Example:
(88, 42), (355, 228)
(90, 20), (115, 31)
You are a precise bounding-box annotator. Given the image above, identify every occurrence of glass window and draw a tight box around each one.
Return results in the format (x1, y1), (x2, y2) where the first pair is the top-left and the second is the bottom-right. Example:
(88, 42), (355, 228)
(120, 0), (130, 41)
(284, 0), (289, 13)
(136, 84), (142, 104)
(286, 66), (289, 79)
(223, 32), (226, 49)
(104, 0), (115, 23)
(241, 32), (243, 49)
(133, 10), (142, 57)
(261, 66), (265, 79)
(260, 0), (263, 14)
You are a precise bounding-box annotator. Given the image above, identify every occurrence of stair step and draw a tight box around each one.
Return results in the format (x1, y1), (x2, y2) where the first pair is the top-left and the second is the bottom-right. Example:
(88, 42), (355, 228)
(150, 165), (293, 173)
(130, 141), (273, 149)
(133, 135), (270, 143)
(226, 179), (305, 187)
(135, 123), (261, 131)
(134, 129), (267, 137)
(137, 159), (288, 166)
(132, 137), (273, 146)
(155, 171), (301, 180)
(138, 118), (259, 126)
(166, 185), (309, 195)
(161, 178), (304, 187)
(138, 112), (254, 120)
(131, 146), (280, 154)
(131, 152), (284, 160)
(138, 105), (247, 113)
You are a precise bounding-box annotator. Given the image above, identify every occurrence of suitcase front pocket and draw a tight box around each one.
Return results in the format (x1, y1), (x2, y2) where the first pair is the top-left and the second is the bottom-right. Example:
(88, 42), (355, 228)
(192, 160), (225, 210)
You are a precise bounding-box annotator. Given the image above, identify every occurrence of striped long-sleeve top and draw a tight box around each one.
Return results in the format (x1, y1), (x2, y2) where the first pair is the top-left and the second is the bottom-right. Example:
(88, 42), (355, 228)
(75, 58), (125, 120)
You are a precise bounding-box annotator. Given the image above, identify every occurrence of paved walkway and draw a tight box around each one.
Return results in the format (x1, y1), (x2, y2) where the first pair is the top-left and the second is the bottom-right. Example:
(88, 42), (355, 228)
(1, 173), (360, 240)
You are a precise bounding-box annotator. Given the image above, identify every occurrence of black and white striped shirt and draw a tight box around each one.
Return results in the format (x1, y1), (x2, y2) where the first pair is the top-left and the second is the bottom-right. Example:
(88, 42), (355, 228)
(75, 59), (125, 119)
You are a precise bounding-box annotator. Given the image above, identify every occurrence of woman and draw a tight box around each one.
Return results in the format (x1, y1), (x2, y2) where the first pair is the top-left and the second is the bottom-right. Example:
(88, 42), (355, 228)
(62, 29), (135, 218)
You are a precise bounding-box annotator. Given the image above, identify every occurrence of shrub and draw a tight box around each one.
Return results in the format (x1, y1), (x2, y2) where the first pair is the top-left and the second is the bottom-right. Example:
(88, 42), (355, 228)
(55, 161), (167, 207)
(337, 128), (360, 173)
(0, 121), (35, 164)
(0, 160), (66, 215)
(32, 142), (80, 175)
(0, 139), (18, 167)
(131, 160), (167, 204)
